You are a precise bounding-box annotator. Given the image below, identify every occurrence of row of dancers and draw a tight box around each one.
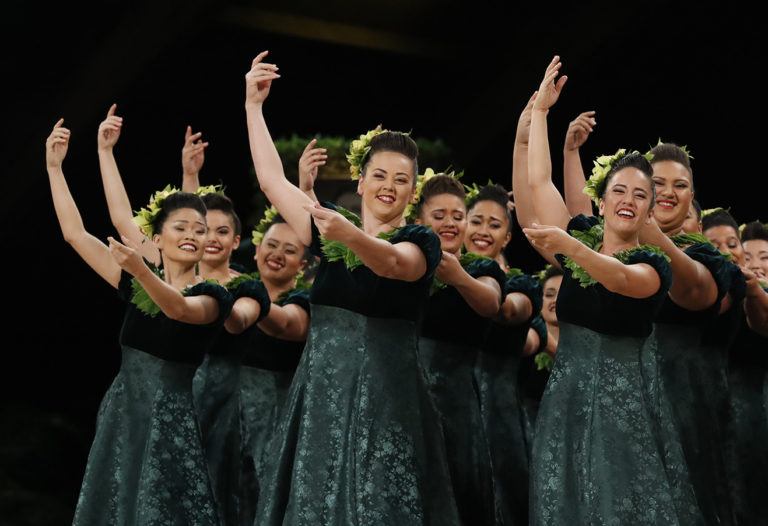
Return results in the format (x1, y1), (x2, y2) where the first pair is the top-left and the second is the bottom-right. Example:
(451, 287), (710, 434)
(44, 52), (768, 525)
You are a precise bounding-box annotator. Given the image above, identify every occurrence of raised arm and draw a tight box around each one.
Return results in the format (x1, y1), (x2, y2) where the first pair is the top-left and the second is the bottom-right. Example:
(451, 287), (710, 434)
(743, 268), (768, 336)
(512, 91), (540, 229)
(528, 56), (571, 230)
(298, 138), (326, 202)
(258, 303), (310, 341)
(435, 253), (502, 318)
(181, 125), (209, 192)
(108, 236), (221, 324)
(96, 104), (160, 265)
(305, 202), (427, 281)
(563, 111), (596, 217)
(640, 219), (719, 310)
(245, 51), (313, 246)
(524, 224), (661, 298)
(46, 119), (122, 288)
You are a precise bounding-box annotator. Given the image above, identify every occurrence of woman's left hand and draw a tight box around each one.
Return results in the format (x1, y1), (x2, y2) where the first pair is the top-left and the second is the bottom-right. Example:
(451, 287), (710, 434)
(435, 251), (465, 286)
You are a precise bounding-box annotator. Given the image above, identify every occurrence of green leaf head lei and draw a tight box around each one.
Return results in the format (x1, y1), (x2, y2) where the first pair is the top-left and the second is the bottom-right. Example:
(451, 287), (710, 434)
(133, 184), (225, 238)
(133, 184), (181, 238)
(583, 149), (653, 206)
(404, 167), (464, 223)
(251, 205), (280, 246)
(347, 125), (388, 181)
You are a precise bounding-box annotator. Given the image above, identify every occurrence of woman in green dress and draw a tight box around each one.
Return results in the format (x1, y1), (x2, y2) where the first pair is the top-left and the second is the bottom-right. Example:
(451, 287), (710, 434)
(518, 56), (699, 525)
(244, 52), (460, 525)
(46, 119), (235, 525)
(412, 174), (504, 525)
(705, 213), (768, 524)
(461, 182), (541, 525)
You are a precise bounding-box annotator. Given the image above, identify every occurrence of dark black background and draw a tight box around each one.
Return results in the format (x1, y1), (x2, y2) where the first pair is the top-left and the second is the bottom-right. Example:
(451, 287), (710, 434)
(0, 0), (763, 521)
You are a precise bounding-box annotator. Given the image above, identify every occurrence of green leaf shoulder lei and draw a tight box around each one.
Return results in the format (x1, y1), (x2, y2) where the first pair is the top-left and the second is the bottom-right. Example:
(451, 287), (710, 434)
(535, 351), (554, 371)
(431, 252), (494, 295)
(563, 222), (670, 288)
(130, 267), (221, 317)
(670, 231), (733, 261)
(320, 206), (399, 270)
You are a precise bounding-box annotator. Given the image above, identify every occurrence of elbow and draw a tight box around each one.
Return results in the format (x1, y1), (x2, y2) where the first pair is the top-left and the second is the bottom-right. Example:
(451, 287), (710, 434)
(225, 316), (247, 335)
(164, 304), (188, 322)
(479, 301), (501, 319)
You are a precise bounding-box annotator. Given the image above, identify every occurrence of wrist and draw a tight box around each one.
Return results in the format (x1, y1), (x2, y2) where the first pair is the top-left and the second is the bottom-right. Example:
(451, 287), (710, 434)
(245, 101), (264, 111)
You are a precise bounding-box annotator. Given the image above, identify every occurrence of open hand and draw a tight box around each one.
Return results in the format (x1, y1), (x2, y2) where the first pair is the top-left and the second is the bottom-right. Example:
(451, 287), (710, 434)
(46, 118), (70, 168)
(108, 235), (148, 277)
(533, 55), (568, 112)
(299, 138), (327, 191)
(245, 51), (281, 106)
(523, 223), (576, 254)
(303, 202), (356, 243)
(97, 104), (123, 151)
(182, 125), (209, 176)
(565, 111), (596, 151)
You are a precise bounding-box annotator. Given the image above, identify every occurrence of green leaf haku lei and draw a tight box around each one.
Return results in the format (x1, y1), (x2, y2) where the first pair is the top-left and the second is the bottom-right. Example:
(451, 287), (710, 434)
(346, 125), (387, 181)
(251, 205), (280, 246)
(563, 221), (670, 288)
(430, 252), (494, 295)
(583, 149), (654, 206)
(133, 184), (225, 238)
(320, 206), (399, 270)
(403, 167), (464, 223)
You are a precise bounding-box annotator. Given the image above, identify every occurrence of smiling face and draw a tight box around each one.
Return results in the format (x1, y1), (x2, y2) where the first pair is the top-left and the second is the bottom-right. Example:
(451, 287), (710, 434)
(255, 222), (306, 285)
(153, 208), (207, 263)
(704, 225), (745, 266)
(651, 160), (693, 234)
(202, 209), (240, 267)
(357, 151), (415, 224)
(744, 239), (768, 279)
(417, 193), (467, 254)
(464, 200), (511, 258)
(541, 274), (562, 325)
(598, 168), (654, 237)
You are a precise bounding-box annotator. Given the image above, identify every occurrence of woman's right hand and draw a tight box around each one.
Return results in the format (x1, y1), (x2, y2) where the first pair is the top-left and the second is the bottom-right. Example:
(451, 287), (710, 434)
(533, 55), (568, 112)
(245, 51), (281, 106)
(97, 104), (123, 151)
(298, 138), (327, 192)
(564, 111), (596, 152)
(46, 118), (70, 168)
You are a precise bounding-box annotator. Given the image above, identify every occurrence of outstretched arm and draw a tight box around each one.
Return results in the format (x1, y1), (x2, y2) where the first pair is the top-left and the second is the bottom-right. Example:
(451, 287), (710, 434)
(258, 303), (310, 341)
(524, 223), (661, 298)
(640, 218), (719, 310)
(305, 202), (428, 281)
(108, 236), (220, 324)
(46, 119), (122, 288)
(436, 253), (502, 318)
(298, 138), (326, 202)
(563, 111), (596, 217)
(245, 51), (314, 246)
(96, 104), (160, 265)
(181, 125), (209, 192)
(528, 56), (571, 231)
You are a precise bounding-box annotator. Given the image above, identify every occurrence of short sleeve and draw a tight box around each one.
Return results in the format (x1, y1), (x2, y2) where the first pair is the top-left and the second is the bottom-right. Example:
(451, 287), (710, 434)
(624, 248), (673, 297)
(566, 214), (601, 233)
(309, 201), (339, 257)
(232, 278), (272, 323)
(506, 274), (544, 319)
(684, 242), (733, 305)
(389, 224), (442, 280)
(530, 315), (549, 353)
(466, 259), (506, 301)
(184, 281), (235, 326)
(282, 289), (311, 314)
